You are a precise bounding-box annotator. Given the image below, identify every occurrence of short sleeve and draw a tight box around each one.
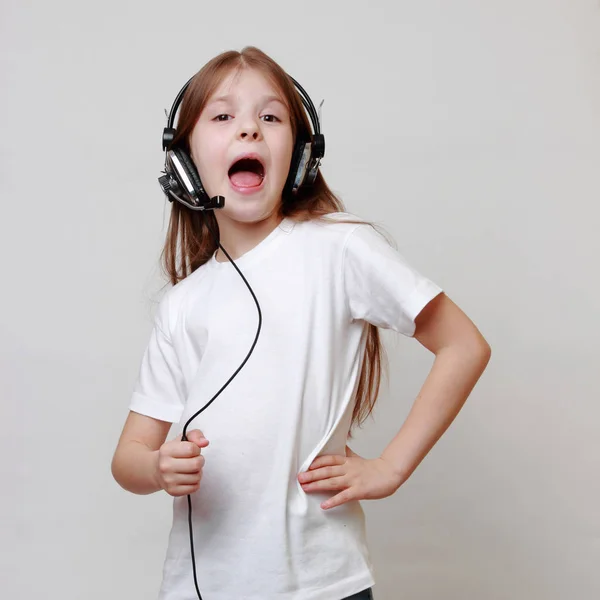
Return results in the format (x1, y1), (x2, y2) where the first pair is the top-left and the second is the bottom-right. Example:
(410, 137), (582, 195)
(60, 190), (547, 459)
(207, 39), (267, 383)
(128, 294), (186, 423)
(343, 224), (443, 336)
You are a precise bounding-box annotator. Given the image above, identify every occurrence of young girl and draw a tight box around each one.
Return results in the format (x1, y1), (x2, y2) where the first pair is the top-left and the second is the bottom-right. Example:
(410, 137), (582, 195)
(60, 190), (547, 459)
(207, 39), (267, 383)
(111, 47), (491, 600)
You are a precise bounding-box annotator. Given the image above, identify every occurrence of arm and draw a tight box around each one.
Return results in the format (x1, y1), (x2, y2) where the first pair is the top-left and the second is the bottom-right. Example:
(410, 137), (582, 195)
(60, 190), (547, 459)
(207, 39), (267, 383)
(111, 411), (172, 495)
(298, 292), (491, 509)
(380, 292), (492, 483)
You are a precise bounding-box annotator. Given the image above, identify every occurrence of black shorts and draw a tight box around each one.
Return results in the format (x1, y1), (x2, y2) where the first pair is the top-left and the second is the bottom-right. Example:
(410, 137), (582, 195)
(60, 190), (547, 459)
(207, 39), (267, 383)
(343, 589), (373, 600)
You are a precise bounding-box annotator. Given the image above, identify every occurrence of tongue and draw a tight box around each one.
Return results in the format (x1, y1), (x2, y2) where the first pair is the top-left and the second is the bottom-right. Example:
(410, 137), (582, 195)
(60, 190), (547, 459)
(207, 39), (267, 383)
(230, 171), (263, 187)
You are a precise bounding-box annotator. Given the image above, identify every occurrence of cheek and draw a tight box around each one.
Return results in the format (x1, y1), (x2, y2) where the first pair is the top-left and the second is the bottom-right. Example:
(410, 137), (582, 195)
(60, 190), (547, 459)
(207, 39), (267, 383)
(191, 139), (225, 187)
(273, 137), (294, 180)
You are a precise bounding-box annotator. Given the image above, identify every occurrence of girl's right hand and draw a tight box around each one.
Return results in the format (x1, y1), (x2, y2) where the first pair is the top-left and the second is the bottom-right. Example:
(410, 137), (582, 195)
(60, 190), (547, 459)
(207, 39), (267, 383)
(156, 429), (209, 497)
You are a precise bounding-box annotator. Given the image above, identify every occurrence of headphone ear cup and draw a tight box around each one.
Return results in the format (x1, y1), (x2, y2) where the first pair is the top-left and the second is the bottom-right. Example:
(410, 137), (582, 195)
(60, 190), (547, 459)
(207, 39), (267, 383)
(284, 139), (311, 197)
(171, 147), (207, 200)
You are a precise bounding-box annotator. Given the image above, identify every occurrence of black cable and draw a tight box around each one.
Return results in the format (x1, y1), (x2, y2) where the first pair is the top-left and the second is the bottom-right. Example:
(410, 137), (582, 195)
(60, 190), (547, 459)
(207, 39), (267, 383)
(174, 206), (263, 599)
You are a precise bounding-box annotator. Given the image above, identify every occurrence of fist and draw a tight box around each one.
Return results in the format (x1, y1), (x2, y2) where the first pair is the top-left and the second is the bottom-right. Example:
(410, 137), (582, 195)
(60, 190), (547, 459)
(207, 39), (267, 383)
(156, 429), (209, 497)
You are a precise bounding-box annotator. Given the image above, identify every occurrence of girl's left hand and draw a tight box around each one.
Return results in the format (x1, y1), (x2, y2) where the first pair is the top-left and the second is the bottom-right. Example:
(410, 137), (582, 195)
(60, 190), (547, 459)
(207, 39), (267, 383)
(298, 446), (404, 510)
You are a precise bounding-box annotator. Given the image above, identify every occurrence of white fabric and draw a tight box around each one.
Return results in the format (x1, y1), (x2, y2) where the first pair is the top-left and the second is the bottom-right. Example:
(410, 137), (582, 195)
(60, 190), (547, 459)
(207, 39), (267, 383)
(129, 212), (443, 600)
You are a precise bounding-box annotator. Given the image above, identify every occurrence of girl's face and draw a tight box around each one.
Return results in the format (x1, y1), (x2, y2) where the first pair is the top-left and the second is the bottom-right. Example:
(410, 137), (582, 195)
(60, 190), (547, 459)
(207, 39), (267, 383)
(189, 68), (294, 224)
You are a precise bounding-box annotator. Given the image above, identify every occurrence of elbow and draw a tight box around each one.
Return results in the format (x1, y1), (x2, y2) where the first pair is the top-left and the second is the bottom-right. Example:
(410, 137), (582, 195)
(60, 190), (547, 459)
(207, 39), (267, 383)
(467, 329), (491, 364)
(110, 452), (120, 484)
(110, 448), (125, 488)
(468, 332), (491, 372)
(451, 332), (491, 370)
(479, 338), (492, 368)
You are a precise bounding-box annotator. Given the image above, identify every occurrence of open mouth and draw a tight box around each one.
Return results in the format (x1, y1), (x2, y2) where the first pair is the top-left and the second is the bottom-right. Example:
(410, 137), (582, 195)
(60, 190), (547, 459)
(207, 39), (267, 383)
(228, 158), (265, 188)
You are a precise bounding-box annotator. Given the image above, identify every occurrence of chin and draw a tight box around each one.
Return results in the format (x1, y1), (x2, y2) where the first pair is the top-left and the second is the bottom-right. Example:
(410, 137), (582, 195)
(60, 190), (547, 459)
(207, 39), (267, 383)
(217, 191), (282, 224)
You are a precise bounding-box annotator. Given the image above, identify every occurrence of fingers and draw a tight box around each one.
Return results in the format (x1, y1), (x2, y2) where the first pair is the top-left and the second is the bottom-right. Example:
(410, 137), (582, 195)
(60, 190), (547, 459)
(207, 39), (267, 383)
(301, 475), (347, 492)
(174, 473), (203, 486)
(170, 441), (202, 458)
(173, 431), (209, 458)
(156, 429), (209, 497)
(160, 473), (203, 497)
(299, 464), (345, 484)
(299, 454), (359, 509)
(299, 462), (357, 508)
(308, 454), (346, 470)
(157, 452), (205, 475)
(322, 489), (355, 510)
(186, 429), (210, 448)
(171, 454), (205, 474)
(157, 452), (205, 497)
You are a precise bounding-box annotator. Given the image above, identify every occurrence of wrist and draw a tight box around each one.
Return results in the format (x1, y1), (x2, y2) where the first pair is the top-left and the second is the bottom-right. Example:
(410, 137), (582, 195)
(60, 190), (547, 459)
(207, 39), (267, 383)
(379, 453), (411, 487)
(151, 449), (163, 493)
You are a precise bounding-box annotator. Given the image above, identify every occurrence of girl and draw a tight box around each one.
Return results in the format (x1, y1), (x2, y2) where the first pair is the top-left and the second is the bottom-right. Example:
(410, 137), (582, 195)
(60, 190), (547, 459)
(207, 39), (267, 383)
(111, 47), (491, 600)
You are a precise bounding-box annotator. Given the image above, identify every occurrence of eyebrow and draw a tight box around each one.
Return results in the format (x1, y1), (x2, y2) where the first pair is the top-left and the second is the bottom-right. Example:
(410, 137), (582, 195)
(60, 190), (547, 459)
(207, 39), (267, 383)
(207, 94), (287, 107)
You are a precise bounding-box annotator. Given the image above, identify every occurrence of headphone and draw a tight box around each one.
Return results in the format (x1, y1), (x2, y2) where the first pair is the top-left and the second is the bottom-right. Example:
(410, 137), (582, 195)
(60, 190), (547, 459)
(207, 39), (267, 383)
(158, 74), (325, 211)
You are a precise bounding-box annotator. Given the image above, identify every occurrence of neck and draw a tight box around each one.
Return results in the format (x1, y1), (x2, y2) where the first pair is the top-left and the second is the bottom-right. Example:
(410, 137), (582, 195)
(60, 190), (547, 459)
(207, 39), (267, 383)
(213, 212), (283, 262)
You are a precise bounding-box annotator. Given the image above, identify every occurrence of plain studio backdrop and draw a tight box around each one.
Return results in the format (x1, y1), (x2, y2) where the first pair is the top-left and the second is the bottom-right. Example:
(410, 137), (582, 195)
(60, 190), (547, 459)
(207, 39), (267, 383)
(1, 1), (599, 598)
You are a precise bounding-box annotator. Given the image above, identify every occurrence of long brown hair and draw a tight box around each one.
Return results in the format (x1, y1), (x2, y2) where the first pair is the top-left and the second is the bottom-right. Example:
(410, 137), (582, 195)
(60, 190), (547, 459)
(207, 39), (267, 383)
(161, 46), (387, 433)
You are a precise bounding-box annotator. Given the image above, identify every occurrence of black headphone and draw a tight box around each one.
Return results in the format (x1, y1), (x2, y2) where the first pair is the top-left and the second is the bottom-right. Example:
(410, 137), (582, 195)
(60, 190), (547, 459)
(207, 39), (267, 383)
(158, 74), (325, 211)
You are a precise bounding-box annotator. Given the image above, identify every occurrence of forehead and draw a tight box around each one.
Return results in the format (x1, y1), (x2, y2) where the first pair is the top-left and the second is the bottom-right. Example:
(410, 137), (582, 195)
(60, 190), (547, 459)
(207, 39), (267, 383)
(207, 67), (287, 105)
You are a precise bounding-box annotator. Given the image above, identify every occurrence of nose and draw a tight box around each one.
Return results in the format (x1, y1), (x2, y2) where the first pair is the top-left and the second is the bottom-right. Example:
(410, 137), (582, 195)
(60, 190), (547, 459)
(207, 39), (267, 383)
(239, 128), (260, 141)
(237, 118), (261, 141)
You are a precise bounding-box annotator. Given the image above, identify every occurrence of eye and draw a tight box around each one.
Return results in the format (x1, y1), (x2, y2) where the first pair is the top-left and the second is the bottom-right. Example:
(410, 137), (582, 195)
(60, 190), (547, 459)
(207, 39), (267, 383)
(214, 114), (231, 122)
(261, 114), (280, 123)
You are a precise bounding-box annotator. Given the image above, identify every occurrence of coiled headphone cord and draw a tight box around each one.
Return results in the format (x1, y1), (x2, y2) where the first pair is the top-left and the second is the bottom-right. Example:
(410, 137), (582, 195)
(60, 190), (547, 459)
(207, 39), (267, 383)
(178, 210), (263, 600)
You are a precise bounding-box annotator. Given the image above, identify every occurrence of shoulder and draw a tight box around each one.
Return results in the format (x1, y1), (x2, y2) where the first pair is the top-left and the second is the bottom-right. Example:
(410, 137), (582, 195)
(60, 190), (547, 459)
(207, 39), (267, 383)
(154, 262), (213, 334)
(292, 211), (371, 246)
(298, 211), (394, 256)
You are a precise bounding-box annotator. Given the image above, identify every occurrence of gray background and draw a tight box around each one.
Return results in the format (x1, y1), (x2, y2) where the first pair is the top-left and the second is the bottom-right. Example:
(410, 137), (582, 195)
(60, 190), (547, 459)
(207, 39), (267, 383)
(2, 1), (599, 598)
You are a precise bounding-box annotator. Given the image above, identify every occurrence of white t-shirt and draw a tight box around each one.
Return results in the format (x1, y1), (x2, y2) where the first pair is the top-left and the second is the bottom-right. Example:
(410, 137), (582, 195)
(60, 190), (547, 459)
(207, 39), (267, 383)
(129, 212), (443, 600)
